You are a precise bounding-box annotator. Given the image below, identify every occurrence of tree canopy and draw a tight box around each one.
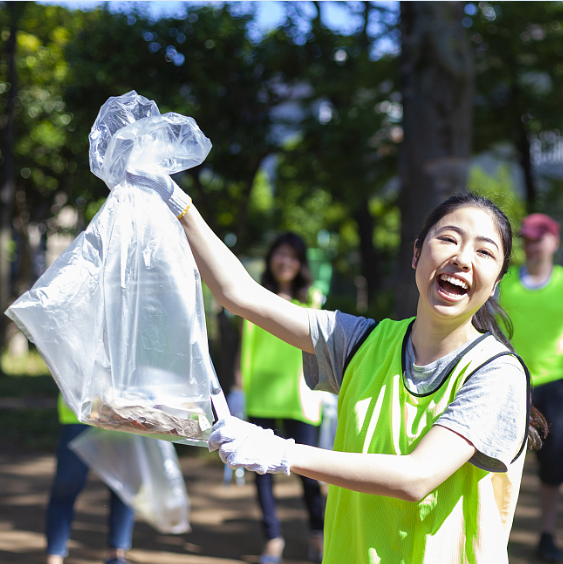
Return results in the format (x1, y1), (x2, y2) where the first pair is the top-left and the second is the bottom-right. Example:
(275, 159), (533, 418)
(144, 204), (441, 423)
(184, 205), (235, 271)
(3, 1), (563, 370)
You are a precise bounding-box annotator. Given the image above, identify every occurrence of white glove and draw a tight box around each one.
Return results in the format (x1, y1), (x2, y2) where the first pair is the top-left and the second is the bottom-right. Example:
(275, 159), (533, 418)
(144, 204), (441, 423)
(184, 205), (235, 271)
(208, 415), (294, 476)
(126, 166), (192, 219)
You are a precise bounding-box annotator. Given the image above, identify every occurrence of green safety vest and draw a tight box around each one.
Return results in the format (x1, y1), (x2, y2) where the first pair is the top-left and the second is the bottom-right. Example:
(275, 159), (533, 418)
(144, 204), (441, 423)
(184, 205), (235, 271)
(499, 265), (563, 388)
(323, 318), (527, 564)
(57, 392), (80, 424)
(241, 289), (323, 424)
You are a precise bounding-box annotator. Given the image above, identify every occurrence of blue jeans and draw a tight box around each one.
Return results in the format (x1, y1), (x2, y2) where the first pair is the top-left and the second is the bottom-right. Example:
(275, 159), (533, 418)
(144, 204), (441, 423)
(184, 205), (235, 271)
(249, 417), (325, 540)
(45, 424), (135, 556)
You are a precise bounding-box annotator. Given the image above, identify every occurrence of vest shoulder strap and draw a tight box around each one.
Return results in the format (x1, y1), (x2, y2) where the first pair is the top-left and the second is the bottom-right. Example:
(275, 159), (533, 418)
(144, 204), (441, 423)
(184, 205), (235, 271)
(463, 350), (531, 463)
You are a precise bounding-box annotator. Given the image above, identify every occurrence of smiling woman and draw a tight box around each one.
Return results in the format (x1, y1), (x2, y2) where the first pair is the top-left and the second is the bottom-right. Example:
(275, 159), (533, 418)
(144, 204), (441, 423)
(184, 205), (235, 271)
(123, 166), (546, 564)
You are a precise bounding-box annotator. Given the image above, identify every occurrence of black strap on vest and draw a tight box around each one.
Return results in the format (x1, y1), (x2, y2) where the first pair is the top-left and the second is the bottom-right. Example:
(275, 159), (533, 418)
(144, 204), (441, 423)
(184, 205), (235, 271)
(400, 320), (530, 464)
(342, 320), (379, 378)
(400, 320), (491, 398)
(462, 351), (531, 463)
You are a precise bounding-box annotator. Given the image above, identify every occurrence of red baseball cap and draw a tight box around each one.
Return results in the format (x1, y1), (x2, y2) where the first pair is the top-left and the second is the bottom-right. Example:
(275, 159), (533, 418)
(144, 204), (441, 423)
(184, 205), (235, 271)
(520, 213), (560, 240)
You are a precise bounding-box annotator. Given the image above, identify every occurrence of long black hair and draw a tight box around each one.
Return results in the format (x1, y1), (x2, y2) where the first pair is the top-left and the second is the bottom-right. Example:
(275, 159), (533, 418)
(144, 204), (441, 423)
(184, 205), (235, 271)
(415, 193), (547, 449)
(261, 232), (313, 303)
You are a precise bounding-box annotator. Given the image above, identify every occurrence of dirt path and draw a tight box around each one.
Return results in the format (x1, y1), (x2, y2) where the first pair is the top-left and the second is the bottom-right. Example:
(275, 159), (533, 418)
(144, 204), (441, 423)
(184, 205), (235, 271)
(0, 449), (560, 563)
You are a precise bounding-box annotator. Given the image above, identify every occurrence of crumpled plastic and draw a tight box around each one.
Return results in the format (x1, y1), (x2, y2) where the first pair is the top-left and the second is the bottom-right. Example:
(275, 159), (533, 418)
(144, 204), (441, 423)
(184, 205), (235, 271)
(6, 90), (216, 446)
(70, 428), (191, 534)
(89, 89), (211, 189)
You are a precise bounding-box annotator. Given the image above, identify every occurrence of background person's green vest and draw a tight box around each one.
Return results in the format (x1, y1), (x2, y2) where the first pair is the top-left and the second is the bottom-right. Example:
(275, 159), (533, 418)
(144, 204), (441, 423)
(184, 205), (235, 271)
(241, 289), (323, 425)
(499, 264), (563, 388)
(57, 393), (80, 424)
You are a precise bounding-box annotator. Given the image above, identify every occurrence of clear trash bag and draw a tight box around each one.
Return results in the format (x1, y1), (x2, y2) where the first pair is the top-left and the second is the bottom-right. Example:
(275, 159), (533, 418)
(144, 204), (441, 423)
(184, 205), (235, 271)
(70, 427), (191, 534)
(5, 91), (216, 446)
(90, 90), (212, 190)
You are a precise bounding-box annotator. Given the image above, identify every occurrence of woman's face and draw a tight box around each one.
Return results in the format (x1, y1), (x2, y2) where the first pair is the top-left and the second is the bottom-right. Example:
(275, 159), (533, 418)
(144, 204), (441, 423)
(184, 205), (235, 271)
(413, 206), (504, 324)
(270, 243), (301, 285)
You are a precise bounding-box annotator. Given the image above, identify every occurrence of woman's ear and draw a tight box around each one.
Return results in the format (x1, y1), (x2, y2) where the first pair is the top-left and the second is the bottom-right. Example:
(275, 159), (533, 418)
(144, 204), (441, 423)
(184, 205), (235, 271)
(412, 240), (420, 269)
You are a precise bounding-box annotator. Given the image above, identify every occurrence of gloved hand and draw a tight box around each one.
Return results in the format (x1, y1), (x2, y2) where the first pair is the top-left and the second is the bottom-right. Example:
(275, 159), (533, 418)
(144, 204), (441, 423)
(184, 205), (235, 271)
(208, 415), (294, 476)
(126, 166), (192, 219)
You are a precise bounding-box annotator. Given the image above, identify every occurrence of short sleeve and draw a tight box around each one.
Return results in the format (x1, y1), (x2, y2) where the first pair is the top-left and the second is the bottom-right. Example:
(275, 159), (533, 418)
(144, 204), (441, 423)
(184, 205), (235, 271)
(302, 309), (376, 394)
(436, 354), (527, 472)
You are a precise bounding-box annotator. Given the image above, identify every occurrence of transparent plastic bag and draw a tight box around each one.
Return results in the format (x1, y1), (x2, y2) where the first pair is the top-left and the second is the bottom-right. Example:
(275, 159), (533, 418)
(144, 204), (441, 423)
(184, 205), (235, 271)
(6, 91), (216, 445)
(70, 427), (190, 534)
(89, 90), (212, 190)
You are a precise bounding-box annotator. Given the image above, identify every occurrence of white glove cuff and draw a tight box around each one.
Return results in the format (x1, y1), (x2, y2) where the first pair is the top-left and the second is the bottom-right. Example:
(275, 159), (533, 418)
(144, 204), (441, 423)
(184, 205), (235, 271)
(127, 167), (191, 219)
(278, 438), (295, 476)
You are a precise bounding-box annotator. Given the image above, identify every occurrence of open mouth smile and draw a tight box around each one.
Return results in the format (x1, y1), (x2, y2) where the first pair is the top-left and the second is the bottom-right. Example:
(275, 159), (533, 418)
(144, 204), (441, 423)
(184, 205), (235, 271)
(437, 273), (470, 298)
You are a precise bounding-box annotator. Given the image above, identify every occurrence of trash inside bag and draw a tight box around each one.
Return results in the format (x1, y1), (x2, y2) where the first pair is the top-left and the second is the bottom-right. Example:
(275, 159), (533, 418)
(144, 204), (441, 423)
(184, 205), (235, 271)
(70, 428), (190, 534)
(6, 91), (215, 446)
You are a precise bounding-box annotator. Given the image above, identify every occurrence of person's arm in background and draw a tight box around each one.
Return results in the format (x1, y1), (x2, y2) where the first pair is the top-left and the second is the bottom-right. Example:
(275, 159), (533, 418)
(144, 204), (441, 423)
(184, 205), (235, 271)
(127, 168), (313, 354)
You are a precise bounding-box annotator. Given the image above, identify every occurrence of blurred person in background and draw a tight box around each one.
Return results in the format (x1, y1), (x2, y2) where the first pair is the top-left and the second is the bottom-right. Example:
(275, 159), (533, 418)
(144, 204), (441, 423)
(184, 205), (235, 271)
(46, 395), (136, 564)
(233, 232), (325, 564)
(499, 213), (563, 563)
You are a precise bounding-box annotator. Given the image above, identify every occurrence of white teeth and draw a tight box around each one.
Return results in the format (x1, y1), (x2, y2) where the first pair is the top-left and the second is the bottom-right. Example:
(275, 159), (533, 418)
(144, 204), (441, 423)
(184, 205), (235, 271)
(440, 274), (469, 290)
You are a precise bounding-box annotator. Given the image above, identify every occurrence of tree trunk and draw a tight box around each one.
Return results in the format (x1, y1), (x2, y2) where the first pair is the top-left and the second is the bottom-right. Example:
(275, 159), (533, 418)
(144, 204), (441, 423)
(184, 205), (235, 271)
(0, 4), (20, 368)
(355, 198), (380, 307)
(516, 126), (536, 211)
(396, 1), (473, 319)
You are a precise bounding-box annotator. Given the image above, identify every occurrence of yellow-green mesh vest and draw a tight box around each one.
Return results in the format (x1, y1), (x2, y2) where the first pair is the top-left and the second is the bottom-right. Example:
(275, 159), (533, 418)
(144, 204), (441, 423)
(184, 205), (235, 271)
(499, 265), (563, 387)
(57, 392), (80, 424)
(241, 289), (323, 424)
(323, 318), (526, 564)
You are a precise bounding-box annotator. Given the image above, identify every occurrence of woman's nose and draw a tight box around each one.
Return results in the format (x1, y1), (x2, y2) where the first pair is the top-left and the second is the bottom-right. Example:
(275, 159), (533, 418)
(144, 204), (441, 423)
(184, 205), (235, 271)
(451, 248), (471, 269)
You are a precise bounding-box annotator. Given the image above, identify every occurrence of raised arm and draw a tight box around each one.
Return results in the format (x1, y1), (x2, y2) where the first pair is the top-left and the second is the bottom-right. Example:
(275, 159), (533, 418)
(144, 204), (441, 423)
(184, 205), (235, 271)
(127, 168), (313, 353)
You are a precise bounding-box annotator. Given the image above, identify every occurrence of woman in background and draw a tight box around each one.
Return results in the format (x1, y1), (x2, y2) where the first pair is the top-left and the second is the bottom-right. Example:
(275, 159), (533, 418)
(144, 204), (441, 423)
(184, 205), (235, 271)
(236, 233), (325, 564)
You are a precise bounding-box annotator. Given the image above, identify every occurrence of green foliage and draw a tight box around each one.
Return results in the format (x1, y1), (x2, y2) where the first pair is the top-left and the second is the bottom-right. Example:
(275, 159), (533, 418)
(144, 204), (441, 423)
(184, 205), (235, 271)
(9, 1), (563, 322)
(468, 164), (526, 265)
(467, 1), (563, 211)
(370, 196), (400, 254)
(0, 3), (85, 220)
(469, 1), (563, 147)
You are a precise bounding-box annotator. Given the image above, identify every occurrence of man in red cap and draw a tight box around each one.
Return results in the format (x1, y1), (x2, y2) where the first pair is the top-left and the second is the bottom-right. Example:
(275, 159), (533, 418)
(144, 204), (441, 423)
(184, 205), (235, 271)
(500, 213), (563, 562)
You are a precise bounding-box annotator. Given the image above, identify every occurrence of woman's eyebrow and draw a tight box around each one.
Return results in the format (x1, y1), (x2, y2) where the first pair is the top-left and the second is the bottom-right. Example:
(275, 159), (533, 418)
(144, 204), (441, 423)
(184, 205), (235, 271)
(437, 225), (500, 250)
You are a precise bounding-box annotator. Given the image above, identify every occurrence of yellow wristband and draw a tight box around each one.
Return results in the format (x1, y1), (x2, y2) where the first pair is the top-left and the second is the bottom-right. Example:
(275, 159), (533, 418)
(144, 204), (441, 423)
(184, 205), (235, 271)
(177, 197), (192, 220)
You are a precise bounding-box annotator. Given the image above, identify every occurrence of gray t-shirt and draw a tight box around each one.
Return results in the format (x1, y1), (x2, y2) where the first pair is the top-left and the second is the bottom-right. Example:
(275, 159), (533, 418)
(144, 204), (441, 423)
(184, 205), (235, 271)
(303, 310), (527, 472)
